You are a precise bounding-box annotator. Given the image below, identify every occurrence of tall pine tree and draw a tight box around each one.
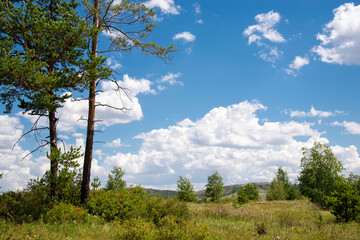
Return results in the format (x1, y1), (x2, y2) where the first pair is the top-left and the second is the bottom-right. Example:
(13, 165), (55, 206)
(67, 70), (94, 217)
(0, 0), (106, 200)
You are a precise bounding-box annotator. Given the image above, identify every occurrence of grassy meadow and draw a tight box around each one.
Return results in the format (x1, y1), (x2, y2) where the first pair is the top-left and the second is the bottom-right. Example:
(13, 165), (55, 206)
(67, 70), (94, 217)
(1, 198), (359, 240)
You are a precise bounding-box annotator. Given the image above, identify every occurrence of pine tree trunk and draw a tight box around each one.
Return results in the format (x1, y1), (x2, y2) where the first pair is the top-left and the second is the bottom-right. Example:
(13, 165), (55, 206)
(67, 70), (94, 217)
(81, 0), (99, 203)
(49, 109), (59, 201)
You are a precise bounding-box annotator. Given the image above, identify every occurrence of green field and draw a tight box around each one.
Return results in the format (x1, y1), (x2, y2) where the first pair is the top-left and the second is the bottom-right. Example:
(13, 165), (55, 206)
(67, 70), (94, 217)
(1, 199), (359, 239)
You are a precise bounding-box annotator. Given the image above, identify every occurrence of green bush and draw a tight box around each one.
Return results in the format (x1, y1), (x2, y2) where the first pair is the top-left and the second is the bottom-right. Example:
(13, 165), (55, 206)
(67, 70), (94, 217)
(117, 218), (157, 240)
(237, 183), (259, 204)
(44, 202), (90, 224)
(0, 190), (49, 223)
(327, 176), (360, 222)
(85, 186), (148, 221)
(237, 188), (249, 205)
(145, 197), (191, 226)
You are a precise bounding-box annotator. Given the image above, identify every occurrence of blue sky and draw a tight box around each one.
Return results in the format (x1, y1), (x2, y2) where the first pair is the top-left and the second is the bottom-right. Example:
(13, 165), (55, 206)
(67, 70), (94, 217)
(2, 0), (360, 191)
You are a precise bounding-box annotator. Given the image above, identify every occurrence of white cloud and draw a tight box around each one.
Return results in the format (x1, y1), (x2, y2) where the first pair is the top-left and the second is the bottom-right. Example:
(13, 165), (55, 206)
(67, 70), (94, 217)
(332, 121), (360, 135)
(104, 138), (124, 148)
(196, 19), (204, 24)
(173, 31), (196, 43)
(19, 74), (156, 132)
(244, 11), (285, 44)
(157, 72), (183, 86)
(106, 57), (122, 70)
(144, 0), (181, 15)
(193, 2), (201, 14)
(285, 56), (310, 76)
(97, 100), (345, 189)
(185, 47), (192, 54)
(287, 106), (343, 118)
(0, 115), (49, 192)
(289, 56), (310, 70)
(259, 46), (282, 63)
(2, 101), (360, 191)
(313, 3), (360, 65)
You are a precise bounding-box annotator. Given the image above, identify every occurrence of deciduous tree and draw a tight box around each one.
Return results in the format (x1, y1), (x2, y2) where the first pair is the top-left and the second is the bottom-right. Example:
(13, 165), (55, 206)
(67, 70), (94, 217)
(205, 170), (224, 202)
(298, 142), (344, 208)
(177, 176), (196, 202)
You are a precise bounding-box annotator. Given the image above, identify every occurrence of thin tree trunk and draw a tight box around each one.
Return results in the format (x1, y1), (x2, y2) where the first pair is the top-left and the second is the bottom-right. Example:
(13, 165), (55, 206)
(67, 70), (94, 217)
(81, 0), (99, 203)
(49, 108), (59, 201)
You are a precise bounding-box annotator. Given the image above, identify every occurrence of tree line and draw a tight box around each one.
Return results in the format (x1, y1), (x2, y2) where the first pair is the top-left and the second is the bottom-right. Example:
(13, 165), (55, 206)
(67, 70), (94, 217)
(177, 142), (360, 222)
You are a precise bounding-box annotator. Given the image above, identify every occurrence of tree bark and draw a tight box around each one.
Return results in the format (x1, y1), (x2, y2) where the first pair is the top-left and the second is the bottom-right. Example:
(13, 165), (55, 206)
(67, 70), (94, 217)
(81, 0), (99, 203)
(49, 108), (59, 201)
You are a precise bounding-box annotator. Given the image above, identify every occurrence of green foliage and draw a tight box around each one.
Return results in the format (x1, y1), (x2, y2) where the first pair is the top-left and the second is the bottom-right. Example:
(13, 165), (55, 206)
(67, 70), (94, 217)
(298, 142), (344, 208)
(44, 203), (90, 224)
(266, 167), (300, 201)
(237, 188), (249, 205)
(177, 176), (196, 202)
(105, 166), (126, 191)
(85, 186), (148, 222)
(266, 180), (286, 201)
(28, 147), (83, 204)
(117, 217), (157, 240)
(85, 186), (191, 225)
(0, 190), (49, 223)
(205, 170), (224, 202)
(91, 176), (101, 191)
(237, 184), (259, 205)
(327, 175), (360, 222)
(0, 0), (100, 113)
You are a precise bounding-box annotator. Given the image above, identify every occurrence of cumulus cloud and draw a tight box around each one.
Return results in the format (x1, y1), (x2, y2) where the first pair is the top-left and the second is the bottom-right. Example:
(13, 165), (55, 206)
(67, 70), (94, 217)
(0, 115), (49, 191)
(332, 121), (360, 135)
(286, 106), (343, 118)
(104, 138), (125, 148)
(173, 31), (196, 43)
(96, 100), (348, 189)
(285, 56), (310, 76)
(244, 11), (285, 44)
(144, 0), (181, 15)
(244, 11), (285, 64)
(20, 74), (156, 132)
(2, 101), (360, 191)
(157, 72), (183, 86)
(313, 3), (360, 65)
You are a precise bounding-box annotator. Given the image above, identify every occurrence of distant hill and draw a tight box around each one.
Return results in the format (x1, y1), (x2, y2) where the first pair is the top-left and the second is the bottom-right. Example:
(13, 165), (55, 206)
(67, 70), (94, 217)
(145, 182), (270, 200)
(145, 188), (177, 199)
(195, 182), (270, 201)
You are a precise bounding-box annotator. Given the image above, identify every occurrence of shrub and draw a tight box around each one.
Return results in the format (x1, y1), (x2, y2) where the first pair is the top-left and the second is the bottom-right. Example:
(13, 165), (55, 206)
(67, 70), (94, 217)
(145, 197), (191, 226)
(85, 186), (148, 221)
(116, 218), (157, 240)
(44, 202), (90, 224)
(326, 176), (360, 222)
(177, 176), (196, 202)
(0, 190), (49, 223)
(237, 188), (249, 205)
